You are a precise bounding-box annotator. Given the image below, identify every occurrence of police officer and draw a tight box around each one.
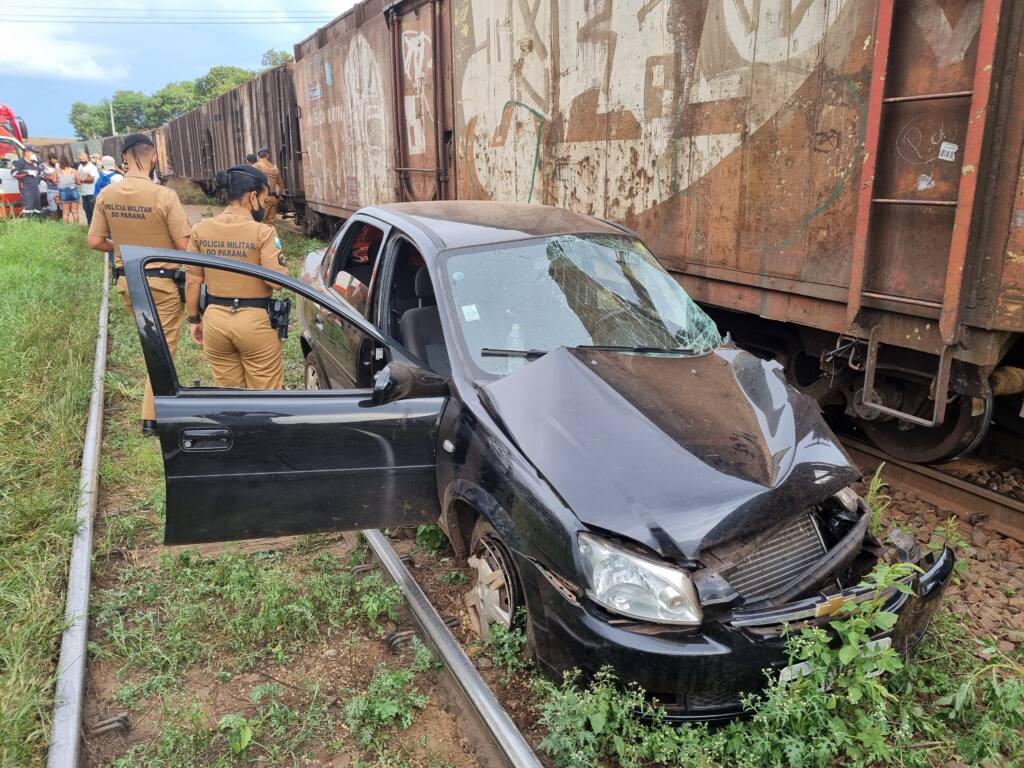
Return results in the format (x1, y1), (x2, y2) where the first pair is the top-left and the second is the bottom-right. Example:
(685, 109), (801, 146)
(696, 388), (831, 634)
(185, 165), (289, 389)
(254, 148), (283, 226)
(87, 133), (190, 435)
(12, 147), (43, 216)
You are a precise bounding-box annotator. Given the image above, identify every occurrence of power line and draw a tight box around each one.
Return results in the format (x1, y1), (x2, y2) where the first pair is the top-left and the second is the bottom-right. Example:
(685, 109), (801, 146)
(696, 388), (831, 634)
(2, 2), (335, 6)
(0, 60), (62, 96)
(23, 10), (335, 15)
(5, 18), (333, 24)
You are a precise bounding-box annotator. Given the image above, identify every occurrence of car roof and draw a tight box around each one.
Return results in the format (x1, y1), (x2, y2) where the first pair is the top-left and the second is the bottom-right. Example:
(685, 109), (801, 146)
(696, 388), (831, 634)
(362, 201), (628, 251)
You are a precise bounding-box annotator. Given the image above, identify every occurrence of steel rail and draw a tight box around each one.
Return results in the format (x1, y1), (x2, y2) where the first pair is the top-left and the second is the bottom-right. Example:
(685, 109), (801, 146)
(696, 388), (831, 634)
(47, 261), (111, 768)
(841, 437), (1024, 543)
(362, 529), (543, 768)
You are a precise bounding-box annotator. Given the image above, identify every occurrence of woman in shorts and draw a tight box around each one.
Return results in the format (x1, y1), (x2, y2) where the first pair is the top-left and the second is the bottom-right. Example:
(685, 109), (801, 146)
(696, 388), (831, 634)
(57, 157), (80, 224)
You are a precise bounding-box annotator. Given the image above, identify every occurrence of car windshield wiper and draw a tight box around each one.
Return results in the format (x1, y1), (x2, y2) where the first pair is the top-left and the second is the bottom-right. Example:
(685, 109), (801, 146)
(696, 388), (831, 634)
(576, 344), (697, 355)
(480, 347), (549, 359)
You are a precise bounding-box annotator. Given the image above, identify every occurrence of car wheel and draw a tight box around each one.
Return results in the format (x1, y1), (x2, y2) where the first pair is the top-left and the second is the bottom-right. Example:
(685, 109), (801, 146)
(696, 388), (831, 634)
(304, 352), (326, 390)
(464, 519), (524, 641)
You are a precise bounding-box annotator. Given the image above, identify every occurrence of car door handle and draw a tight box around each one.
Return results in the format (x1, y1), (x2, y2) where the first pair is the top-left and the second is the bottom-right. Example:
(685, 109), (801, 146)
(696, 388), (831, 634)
(180, 428), (232, 452)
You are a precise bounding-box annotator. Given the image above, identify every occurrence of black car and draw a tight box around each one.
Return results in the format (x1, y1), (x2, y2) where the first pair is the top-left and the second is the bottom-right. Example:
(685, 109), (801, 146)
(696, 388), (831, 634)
(123, 201), (954, 720)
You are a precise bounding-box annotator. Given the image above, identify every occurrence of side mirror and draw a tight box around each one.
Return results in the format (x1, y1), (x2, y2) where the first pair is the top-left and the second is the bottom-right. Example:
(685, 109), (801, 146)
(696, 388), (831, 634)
(372, 361), (449, 406)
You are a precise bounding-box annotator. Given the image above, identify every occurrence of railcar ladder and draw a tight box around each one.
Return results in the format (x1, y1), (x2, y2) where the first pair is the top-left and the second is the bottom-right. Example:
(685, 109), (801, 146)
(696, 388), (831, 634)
(847, 0), (1003, 427)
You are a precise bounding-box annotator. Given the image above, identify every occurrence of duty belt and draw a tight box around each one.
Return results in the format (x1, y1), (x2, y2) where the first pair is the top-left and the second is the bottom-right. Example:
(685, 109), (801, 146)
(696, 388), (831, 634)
(205, 294), (269, 313)
(112, 266), (181, 281)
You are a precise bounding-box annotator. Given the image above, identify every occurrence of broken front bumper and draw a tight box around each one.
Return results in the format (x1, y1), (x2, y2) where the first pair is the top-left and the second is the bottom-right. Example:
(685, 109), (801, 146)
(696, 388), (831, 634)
(524, 546), (955, 722)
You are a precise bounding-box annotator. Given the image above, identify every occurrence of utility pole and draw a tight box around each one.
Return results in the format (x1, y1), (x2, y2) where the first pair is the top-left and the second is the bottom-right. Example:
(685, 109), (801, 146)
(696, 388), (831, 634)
(108, 99), (117, 136)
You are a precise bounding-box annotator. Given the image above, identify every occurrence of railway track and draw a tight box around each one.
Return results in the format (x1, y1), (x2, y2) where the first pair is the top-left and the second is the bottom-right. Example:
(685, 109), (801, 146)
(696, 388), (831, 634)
(841, 436), (1024, 544)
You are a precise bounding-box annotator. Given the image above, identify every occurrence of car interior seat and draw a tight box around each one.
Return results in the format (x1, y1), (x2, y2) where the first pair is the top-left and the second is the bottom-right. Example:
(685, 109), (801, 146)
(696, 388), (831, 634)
(399, 266), (450, 376)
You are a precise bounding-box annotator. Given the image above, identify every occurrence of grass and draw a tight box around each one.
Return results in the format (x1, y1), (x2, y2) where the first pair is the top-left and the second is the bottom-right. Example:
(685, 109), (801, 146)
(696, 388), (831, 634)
(165, 177), (219, 206)
(0, 220), (103, 765)
(92, 549), (401, 706)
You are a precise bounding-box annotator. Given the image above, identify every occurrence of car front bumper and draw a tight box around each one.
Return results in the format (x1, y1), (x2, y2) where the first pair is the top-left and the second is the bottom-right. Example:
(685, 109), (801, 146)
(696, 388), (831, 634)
(523, 546), (955, 722)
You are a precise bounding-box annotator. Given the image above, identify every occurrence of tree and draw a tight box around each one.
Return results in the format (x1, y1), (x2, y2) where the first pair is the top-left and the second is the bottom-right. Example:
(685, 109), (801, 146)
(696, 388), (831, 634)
(67, 64), (255, 139)
(146, 81), (200, 126)
(68, 101), (109, 139)
(260, 49), (293, 69)
(110, 90), (150, 133)
(195, 66), (254, 101)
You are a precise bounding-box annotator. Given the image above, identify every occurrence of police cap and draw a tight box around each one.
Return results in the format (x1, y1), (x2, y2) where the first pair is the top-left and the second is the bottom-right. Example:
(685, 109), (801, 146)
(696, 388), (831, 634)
(122, 133), (155, 153)
(228, 164), (268, 185)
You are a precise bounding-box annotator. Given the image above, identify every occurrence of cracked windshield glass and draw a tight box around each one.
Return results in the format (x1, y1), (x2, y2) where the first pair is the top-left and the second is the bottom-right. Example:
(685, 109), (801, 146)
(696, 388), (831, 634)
(443, 234), (722, 375)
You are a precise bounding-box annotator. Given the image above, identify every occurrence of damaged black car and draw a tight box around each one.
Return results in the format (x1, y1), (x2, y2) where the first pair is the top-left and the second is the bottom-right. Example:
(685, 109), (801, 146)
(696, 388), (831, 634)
(122, 201), (954, 721)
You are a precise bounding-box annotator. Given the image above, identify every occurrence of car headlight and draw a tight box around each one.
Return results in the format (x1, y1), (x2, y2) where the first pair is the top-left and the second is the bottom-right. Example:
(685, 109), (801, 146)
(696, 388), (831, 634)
(578, 533), (702, 625)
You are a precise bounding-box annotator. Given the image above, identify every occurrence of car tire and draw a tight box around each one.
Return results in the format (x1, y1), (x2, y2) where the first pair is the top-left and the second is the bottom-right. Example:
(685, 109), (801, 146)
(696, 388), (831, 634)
(464, 519), (525, 641)
(304, 351), (327, 390)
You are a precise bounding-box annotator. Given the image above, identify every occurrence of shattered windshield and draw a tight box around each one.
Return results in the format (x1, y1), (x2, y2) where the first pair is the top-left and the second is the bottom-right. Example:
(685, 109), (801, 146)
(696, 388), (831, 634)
(442, 234), (721, 376)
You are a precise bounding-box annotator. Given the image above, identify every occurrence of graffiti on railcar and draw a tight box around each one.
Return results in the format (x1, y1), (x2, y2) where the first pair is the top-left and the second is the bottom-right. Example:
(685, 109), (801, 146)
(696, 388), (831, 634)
(453, 0), (861, 260)
(296, 16), (397, 214)
(343, 33), (390, 207)
(403, 29), (432, 157)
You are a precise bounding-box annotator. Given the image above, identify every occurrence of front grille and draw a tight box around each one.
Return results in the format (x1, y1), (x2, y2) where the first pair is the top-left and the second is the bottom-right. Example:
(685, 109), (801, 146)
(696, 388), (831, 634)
(720, 515), (826, 601)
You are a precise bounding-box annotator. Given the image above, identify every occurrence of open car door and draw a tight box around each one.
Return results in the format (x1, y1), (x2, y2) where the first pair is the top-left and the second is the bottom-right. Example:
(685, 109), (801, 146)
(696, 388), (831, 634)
(121, 246), (446, 545)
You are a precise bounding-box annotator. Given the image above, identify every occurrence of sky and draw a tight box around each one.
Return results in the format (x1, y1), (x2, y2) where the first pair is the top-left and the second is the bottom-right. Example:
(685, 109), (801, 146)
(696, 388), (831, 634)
(0, 1), (357, 139)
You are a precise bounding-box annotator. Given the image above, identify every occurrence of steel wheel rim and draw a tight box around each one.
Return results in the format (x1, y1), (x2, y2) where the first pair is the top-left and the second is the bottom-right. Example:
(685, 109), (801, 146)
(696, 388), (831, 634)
(465, 537), (513, 639)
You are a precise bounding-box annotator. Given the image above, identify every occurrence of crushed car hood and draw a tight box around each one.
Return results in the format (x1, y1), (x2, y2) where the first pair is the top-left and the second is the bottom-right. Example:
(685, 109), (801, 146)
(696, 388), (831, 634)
(480, 346), (857, 560)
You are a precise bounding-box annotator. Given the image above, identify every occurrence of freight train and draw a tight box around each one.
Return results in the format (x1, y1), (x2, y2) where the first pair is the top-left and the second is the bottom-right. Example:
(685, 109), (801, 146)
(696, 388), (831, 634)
(72, 0), (1024, 463)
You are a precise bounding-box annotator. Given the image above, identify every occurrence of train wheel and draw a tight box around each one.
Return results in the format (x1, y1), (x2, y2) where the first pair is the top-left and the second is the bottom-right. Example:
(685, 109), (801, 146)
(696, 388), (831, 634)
(859, 390), (993, 464)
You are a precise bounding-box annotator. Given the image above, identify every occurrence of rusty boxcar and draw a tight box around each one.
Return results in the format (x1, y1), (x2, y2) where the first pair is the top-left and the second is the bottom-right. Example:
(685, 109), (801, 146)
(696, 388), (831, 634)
(162, 64), (304, 208)
(287, 0), (1023, 463)
(103, 128), (170, 173)
(291, 0), (453, 233)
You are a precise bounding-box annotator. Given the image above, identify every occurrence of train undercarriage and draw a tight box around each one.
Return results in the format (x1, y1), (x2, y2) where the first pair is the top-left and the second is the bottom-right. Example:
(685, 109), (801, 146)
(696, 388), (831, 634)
(705, 307), (1024, 465)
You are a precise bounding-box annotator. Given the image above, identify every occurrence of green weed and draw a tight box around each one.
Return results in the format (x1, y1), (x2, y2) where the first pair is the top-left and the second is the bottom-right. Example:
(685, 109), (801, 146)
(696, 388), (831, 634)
(93, 549), (403, 702)
(113, 684), (338, 767)
(488, 609), (531, 682)
(532, 560), (1024, 768)
(414, 524), (450, 553)
(435, 569), (468, 585)
(343, 639), (436, 748)
(864, 464), (891, 538)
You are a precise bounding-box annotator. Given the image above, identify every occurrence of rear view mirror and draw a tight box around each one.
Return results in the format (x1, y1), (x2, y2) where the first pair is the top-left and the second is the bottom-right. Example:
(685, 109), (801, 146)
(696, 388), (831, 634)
(372, 361), (449, 405)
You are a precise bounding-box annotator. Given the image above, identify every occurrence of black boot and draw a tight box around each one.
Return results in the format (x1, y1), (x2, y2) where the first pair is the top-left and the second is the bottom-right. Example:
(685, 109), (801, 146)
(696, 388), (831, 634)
(142, 420), (157, 437)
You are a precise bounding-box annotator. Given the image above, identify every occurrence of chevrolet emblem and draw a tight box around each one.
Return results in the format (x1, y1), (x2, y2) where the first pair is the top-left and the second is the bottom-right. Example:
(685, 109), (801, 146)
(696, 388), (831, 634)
(814, 595), (848, 618)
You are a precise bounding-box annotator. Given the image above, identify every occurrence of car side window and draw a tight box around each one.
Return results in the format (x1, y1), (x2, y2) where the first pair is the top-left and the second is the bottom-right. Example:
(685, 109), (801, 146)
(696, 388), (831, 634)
(162, 272), (384, 392)
(329, 221), (385, 317)
(382, 237), (450, 377)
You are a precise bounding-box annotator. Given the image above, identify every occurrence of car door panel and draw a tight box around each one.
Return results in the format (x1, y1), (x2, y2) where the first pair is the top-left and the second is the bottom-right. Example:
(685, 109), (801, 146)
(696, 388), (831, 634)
(160, 392), (445, 544)
(120, 245), (443, 545)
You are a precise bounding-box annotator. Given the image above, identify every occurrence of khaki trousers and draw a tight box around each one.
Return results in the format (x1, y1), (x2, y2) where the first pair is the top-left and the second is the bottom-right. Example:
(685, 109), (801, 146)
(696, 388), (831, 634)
(264, 198), (279, 226)
(202, 305), (284, 389)
(117, 276), (183, 421)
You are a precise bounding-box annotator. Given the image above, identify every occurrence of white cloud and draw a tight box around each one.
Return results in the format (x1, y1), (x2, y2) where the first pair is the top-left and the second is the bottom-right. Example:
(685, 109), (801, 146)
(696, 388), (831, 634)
(1, 0), (358, 85)
(0, 27), (127, 81)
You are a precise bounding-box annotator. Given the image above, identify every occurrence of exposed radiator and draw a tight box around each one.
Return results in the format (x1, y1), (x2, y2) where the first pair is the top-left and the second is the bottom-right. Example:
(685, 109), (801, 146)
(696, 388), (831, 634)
(720, 515), (826, 601)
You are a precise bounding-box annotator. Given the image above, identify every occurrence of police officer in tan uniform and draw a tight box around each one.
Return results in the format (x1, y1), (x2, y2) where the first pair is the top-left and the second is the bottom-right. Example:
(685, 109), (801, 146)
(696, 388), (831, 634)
(87, 133), (190, 435)
(254, 148), (282, 226)
(185, 165), (289, 389)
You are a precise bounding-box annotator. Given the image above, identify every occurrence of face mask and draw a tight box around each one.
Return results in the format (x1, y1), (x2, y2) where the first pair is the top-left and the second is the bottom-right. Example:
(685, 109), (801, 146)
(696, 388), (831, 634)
(250, 194), (266, 222)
